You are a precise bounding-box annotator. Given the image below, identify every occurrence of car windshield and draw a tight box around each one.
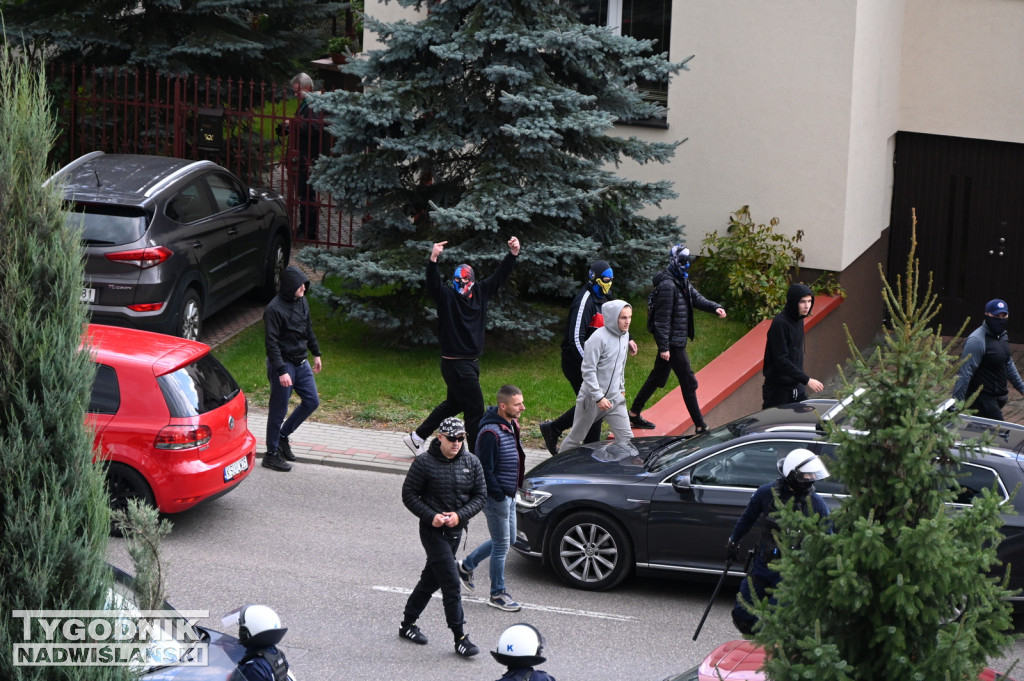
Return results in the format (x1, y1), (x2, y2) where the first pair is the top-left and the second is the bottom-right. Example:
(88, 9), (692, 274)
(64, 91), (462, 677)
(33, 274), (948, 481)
(107, 569), (205, 672)
(65, 204), (148, 245)
(157, 354), (241, 417)
(646, 421), (752, 473)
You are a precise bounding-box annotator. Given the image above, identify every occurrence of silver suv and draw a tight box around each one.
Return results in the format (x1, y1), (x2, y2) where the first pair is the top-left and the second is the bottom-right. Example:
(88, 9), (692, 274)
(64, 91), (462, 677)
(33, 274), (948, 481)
(50, 152), (291, 340)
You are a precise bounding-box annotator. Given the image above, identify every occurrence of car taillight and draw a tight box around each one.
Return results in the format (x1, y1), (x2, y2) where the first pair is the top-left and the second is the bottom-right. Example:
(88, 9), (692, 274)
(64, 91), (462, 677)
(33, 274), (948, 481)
(105, 246), (173, 269)
(154, 425), (212, 450)
(127, 302), (165, 312)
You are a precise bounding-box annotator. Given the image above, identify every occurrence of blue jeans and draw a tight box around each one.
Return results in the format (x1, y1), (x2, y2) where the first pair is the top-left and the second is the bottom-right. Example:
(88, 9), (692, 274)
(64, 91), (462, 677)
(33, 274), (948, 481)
(266, 358), (319, 452)
(463, 495), (516, 597)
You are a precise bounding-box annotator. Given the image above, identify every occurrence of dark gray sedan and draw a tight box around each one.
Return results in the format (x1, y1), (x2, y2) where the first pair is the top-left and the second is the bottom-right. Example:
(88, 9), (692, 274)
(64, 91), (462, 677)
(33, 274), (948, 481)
(513, 400), (1024, 608)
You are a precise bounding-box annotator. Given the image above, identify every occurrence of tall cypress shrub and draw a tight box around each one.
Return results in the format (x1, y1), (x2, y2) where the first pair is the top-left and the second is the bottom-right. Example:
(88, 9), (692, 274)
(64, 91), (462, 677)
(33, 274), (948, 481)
(0, 46), (128, 681)
(751, 225), (1014, 680)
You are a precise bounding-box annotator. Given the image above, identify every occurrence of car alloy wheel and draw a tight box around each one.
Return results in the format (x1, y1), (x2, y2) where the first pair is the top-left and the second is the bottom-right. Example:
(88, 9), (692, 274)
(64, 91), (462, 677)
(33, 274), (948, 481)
(549, 511), (632, 590)
(261, 235), (288, 300)
(176, 289), (202, 341)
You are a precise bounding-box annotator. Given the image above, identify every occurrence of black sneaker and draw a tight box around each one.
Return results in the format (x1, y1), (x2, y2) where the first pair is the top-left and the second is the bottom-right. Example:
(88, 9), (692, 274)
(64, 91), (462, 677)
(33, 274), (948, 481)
(629, 412), (656, 429)
(261, 451), (292, 472)
(399, 623), (428, 645)
(278, 435), (296, 461)
(539, 421), (560, 456)
(454, 635), (479, 657)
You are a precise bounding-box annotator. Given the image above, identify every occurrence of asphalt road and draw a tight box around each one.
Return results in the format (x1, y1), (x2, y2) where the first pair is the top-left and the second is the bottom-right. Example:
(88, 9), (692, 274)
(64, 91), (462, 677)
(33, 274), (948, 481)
(106, 463), (1024, 681)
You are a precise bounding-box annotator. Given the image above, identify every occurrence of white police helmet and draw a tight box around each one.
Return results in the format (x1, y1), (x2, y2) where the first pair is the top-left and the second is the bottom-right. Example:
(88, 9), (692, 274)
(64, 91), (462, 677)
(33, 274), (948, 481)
(490, 623), (547, 668)
(777, 448), (829, 485)
(238, 605), (287, 648)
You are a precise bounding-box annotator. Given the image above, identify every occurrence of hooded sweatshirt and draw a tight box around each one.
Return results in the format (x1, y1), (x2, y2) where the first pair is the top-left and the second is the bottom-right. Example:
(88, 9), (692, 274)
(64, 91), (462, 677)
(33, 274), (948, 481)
(579, 299), (632, 402)
(425, 253), (517, 358)
(762, 283), (814, 389)
(264, 266), (321, 376)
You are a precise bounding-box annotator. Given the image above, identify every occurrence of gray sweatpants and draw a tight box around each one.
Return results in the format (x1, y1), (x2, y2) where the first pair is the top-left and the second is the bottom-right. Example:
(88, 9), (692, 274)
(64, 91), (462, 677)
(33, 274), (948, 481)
(559, 392), (634, 453)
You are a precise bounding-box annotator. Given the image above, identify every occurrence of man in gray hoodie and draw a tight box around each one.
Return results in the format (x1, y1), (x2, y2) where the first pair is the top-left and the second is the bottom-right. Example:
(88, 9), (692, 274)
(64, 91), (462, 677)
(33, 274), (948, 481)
(559, 300), (635, 453)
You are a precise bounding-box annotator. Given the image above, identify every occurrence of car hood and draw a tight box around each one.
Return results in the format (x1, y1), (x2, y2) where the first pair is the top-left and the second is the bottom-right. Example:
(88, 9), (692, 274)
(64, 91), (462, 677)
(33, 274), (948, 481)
(526, 436), (685, 478)
(142, 625), (247, 680)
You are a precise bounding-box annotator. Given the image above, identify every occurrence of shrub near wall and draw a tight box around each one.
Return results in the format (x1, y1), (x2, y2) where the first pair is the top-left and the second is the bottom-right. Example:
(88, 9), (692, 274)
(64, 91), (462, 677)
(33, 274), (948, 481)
(696, 205), (805, 328)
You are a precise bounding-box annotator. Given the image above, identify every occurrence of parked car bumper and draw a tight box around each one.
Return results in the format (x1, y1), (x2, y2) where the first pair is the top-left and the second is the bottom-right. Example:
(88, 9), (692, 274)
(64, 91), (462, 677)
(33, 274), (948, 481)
(147, 436), (256, 513)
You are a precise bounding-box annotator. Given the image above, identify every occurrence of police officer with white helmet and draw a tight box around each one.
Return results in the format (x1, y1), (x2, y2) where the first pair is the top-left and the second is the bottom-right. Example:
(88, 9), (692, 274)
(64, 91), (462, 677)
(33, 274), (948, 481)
(726, 448), (831, 634)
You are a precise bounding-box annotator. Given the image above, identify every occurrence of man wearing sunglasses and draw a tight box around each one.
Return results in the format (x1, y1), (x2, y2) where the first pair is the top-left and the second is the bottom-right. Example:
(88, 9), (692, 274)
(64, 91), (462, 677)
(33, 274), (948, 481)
(539, 259), (636, 455)
(400, 417), (487, 658)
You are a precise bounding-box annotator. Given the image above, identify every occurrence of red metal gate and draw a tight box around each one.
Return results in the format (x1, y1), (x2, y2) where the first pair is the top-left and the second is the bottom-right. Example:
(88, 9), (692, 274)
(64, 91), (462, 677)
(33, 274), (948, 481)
(48, 64), (355, 248)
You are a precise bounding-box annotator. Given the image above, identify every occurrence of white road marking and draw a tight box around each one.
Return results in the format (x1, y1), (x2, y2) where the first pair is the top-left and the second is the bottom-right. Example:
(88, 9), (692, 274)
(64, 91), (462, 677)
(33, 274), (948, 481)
(372, 586), (638, 622)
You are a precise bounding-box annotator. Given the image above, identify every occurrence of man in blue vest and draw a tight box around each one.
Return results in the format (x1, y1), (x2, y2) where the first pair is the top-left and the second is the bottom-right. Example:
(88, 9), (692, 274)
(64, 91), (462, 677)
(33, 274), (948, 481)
(457, 385), (526, 612)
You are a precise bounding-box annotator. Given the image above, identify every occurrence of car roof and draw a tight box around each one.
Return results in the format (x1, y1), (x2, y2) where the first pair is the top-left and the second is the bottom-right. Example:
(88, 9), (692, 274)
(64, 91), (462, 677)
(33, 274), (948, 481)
(49, 152), (219, 206)
(84, 324), (209, 376)
(750, 399), (1024, 458)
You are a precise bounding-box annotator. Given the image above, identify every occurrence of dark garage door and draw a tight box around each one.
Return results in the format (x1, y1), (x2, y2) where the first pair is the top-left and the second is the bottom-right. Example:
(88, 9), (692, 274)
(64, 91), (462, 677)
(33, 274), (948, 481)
(889, 132), (1024, 336)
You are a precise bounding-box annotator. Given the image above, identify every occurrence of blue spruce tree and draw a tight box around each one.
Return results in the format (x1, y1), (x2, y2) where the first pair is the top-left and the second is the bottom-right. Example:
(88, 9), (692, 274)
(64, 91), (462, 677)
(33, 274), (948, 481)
(302, 0), (689, 343)
(1, 0), (342, 78)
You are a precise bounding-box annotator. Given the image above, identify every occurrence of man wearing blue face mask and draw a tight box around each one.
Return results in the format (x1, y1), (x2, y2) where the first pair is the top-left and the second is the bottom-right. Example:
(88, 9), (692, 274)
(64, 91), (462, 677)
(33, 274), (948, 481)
(954, 298), (1024, 421)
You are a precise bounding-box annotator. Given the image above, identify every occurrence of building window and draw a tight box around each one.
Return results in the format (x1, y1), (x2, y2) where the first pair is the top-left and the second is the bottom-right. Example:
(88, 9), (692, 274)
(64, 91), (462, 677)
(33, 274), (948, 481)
(568, 0), (672, 108)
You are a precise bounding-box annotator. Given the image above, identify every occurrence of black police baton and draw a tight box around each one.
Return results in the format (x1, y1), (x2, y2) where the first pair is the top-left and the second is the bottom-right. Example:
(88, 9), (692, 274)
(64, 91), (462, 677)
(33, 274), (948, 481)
(692, 549), (753, 641)
(692, 558), (732, 641)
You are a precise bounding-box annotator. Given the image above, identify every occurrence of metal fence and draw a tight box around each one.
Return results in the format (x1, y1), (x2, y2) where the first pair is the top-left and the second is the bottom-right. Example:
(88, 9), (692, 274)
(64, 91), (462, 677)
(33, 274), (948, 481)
(48, 64), (355, 248)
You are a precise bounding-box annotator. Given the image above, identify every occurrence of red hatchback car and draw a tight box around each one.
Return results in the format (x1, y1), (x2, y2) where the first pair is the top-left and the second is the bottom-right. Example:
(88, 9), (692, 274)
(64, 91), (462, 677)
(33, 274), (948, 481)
(667, 640), (1015, 681)
(84, 324), (256, 515)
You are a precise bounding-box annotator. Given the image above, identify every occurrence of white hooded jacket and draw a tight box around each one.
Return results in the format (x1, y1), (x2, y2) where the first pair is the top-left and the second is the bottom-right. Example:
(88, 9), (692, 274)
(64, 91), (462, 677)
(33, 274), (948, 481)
(579, 299), (631, 402)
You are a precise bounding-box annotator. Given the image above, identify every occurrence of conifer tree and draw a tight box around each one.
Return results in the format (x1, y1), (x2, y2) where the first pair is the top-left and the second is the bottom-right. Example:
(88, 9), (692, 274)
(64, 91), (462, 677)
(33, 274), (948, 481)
(302, 0), (688, 344)
(751, 223), (1014, 680)
(0, 0), (342, 78)
(0, 47), (131, 681)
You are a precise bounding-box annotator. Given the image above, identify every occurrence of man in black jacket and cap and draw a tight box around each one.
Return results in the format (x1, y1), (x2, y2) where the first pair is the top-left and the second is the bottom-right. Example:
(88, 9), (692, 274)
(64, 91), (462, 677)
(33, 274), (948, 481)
(953, 298), (1024, 420)
(761, 282), (824, 409)
(400, 417), (487, 658)
(263, 265), (322, 472)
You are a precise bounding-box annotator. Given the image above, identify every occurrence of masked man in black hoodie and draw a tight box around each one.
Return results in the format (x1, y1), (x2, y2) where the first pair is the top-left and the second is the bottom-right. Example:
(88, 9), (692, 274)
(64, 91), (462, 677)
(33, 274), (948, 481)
(263, 265), (322, 472)
(403, 237), (520, 455)
(761, 283), (824, 409)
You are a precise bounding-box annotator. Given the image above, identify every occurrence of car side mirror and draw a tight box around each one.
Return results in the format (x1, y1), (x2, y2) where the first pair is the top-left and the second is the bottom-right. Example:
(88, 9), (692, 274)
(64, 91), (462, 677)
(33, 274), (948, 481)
(671, 473), (692, 492)
(248, 187), (259, 204)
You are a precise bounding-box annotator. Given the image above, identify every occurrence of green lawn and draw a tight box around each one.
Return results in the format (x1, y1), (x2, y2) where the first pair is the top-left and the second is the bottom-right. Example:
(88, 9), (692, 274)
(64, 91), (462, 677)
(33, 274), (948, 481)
(214, 294), (749, 447)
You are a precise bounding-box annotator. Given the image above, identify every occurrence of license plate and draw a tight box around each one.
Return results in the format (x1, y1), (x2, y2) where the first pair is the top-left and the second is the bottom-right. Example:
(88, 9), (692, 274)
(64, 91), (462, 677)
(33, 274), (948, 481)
(81, 288), (96, 303)
(223, 455), (249, 482)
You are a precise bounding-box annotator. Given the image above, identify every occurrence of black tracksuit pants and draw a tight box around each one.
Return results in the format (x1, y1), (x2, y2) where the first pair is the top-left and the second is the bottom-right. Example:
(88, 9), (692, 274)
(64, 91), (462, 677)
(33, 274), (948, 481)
(415, 358), (484, 451)
(631, 344), (705, 429)
(402, 523), (465, 639)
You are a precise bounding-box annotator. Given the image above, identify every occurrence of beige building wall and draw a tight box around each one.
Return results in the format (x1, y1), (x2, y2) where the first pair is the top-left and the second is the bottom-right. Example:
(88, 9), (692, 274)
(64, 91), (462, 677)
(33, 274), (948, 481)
(900, 0), (1024, 145)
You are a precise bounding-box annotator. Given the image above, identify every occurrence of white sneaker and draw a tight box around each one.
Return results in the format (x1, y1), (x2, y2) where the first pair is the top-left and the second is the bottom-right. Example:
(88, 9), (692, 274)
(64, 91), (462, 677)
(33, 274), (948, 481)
(403, 432), (425, 455)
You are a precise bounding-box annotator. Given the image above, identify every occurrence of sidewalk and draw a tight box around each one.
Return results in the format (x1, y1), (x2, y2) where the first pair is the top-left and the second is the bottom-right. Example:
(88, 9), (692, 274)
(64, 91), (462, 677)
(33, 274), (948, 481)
(246, 409), (552, 476)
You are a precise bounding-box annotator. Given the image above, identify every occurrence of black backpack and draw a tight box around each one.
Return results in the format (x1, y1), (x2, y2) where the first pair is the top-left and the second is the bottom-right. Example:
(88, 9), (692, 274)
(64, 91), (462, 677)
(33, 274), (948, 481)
(646, 288), (658, 334)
